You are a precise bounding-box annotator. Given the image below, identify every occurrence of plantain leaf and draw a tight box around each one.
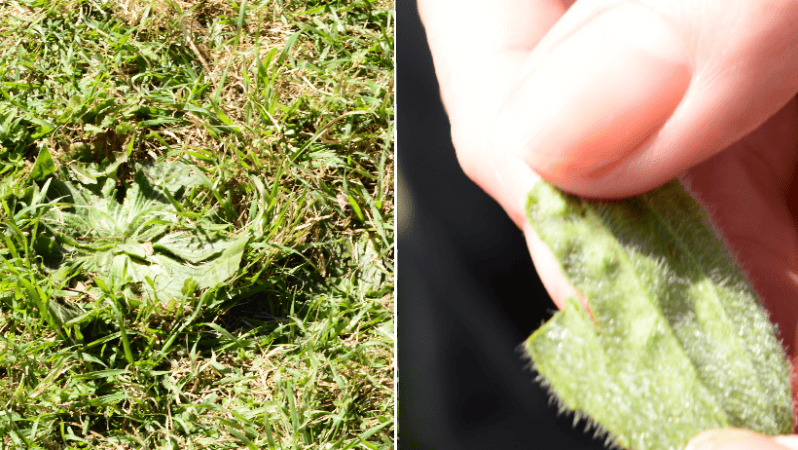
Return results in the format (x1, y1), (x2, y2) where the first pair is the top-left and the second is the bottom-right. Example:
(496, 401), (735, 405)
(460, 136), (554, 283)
(524, 180), (792, 450)
(68, 152), (128, 185)
(29, 147), (56, 181)
(153, 232), (229, 264)
(43, 160), (248, 301)
(137, 160), (207, 196)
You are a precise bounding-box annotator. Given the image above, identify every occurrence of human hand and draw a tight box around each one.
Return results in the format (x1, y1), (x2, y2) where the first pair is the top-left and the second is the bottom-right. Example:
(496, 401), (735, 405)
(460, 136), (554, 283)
(686, 429), (798, 450)
(418, 0), (798, 367)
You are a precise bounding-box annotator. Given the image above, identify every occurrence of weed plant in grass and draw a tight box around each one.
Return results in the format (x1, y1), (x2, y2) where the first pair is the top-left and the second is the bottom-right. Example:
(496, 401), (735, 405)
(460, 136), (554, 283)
(0, 0), (394, 448)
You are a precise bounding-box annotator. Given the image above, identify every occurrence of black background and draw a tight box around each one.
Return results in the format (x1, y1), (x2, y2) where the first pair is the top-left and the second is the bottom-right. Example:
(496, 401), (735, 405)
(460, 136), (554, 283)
(396, 0), (608, 449)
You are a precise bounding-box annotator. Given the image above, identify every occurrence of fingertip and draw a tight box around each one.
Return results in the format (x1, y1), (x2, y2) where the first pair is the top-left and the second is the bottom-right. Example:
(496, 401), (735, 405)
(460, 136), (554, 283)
(522, 219), (580, 311)
(774, 436), (798, 450)
(686, 429), (791, 450)
(498, 4), (691, 197)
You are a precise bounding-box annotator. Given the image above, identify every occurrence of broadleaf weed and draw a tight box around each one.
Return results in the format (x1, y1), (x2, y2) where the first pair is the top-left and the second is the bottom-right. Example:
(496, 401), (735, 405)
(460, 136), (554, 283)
(0, 0), (393, 447)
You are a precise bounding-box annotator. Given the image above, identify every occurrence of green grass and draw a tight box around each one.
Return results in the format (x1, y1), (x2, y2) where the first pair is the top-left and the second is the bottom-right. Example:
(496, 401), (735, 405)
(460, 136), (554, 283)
(0, 0), (394, 448)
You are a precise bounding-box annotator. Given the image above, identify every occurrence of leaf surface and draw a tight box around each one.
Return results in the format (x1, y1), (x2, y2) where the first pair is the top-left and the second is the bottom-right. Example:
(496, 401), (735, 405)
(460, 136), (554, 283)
(44, 160), (247, 301)
(524, 180), (792, 450)
(29, 147), (55, 181)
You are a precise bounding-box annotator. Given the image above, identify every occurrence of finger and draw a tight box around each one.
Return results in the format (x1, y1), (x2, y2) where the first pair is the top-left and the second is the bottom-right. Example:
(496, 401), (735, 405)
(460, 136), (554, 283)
(498, 0), (798, 199)
(774, 436), (798, 450)
(686, 429), (794, 450)
(522, 220), (583, 310)
(680, 98), (798, 358)
(418, 0), (570, 227)
(498, 2), (692, 197)
(419, 0), (566, 99)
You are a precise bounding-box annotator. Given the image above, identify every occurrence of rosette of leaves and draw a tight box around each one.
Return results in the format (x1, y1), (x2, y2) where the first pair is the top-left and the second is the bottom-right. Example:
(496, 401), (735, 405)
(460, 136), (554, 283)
(40, 156), (249, 301)
(524, 180), (793, 450)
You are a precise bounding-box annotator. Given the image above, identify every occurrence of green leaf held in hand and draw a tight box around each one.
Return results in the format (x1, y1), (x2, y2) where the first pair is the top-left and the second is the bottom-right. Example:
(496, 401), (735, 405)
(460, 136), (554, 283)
(524, 180), (793, 450)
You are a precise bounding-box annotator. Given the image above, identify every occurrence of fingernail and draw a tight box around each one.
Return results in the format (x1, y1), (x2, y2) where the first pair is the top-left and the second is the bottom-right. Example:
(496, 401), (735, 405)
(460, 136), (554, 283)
(498, 6), (691, 181)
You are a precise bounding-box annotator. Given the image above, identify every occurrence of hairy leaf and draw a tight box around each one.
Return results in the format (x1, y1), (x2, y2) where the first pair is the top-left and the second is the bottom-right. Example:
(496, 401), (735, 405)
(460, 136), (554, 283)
(68, 152), (128, 185)
(524, 180), (792, 450)
(43, 160), (247, 301)
(29, 147), (55, 181)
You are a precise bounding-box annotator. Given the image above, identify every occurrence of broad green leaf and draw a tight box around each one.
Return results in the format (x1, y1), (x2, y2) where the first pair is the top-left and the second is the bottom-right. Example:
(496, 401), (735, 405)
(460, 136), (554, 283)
(138, 160), (207, 196)
(153, 232), (229, 264)
(68, 152), (128, 185)
(115, 241), (147, 260)
(43, 160), (249, 302)
(83, 123), (105, 135)
(524, 180), (792, 450)
(48, 300), (81, 327)
(29, 147), (55, 181)
(69, 163), (98, 184)
(130, 233), (248, 300)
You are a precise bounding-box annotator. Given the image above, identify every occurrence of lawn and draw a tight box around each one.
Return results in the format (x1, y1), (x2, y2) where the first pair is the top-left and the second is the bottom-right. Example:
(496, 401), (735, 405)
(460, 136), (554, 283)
(0, 0), (394, 448)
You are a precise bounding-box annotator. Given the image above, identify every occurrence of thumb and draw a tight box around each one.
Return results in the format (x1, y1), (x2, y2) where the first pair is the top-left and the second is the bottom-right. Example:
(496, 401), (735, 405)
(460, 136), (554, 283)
(686, 429), (798, 450)
(497, 3), (692, 198)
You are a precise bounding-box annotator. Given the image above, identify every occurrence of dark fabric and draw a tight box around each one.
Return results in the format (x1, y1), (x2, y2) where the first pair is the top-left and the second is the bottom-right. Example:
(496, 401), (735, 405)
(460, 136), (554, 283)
(396, 1), (608, 449)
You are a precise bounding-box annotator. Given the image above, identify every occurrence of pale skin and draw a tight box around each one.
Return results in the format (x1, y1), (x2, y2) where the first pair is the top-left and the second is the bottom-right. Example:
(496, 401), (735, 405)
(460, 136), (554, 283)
(418, 0), (798, 448)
